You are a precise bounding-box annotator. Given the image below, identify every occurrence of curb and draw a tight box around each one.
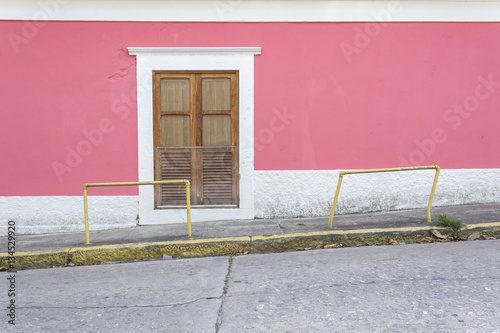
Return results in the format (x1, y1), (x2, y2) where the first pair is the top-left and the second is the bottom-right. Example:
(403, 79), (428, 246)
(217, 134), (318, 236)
(2, 223), (500, 270)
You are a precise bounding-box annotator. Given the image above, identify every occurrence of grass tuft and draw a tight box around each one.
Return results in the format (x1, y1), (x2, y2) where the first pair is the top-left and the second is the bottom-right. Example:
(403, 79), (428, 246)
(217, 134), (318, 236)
(435, 214), (466, 235)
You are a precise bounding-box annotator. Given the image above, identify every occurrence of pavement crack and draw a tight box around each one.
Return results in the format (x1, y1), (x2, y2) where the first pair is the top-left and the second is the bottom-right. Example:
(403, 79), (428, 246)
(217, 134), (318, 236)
(215, 255), (234, 332)
(277, 221), (285, 234)
(17, 297), (222, 310)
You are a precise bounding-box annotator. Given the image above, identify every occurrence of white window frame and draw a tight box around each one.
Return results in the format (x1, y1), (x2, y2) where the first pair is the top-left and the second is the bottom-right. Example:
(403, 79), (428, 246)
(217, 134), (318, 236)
(128, 47), (261, 224)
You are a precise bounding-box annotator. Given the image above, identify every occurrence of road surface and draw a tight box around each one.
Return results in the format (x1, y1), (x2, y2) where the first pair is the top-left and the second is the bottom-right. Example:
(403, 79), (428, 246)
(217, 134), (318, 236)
(2, 240), (499, 332)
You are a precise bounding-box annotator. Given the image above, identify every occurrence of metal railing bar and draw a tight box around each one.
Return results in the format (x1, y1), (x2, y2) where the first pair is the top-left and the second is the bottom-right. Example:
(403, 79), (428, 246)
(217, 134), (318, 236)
(328, 165), (440, 228)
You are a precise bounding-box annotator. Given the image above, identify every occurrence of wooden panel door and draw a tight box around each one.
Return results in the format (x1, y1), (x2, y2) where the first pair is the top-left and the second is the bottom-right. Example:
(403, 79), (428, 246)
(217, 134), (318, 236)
(153, 71), (239, 207)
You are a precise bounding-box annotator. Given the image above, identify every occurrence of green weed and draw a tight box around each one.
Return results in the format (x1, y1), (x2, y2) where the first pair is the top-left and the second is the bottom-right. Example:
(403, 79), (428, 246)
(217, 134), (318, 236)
(435, 214), (466, 236)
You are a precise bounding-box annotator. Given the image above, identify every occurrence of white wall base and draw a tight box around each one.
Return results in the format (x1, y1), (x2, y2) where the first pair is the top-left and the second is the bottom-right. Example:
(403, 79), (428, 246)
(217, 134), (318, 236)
(1, 169), (499, 235)
(0, 196), (138, 236)
(254, 169), (500, 218)
(139, 207), (255, 226)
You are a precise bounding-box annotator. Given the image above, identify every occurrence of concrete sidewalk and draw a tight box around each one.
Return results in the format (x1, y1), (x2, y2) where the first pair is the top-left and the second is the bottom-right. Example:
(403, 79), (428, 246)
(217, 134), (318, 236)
(2, 203), (500, 269)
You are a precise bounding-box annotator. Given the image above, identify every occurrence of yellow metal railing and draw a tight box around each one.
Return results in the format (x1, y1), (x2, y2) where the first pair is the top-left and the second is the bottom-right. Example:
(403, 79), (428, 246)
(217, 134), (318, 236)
(83, 180), (191, 245)
(328, 165), (440, 228)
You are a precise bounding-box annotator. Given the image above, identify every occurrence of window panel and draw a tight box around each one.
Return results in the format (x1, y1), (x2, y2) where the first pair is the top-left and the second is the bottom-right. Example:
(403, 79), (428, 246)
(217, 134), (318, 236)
(161, 78), (190, 112)
(202, 78), (231, 111)
(202, 115), (231, 146)
(161, 115), (190, 147)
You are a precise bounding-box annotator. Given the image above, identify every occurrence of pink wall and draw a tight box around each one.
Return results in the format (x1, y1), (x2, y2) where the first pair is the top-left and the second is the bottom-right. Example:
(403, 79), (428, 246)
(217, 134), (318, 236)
(1, 21), (499, 196)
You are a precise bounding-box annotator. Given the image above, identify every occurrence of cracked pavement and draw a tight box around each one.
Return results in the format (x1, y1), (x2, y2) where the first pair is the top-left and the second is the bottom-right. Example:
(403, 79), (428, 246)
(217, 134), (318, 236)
(2, 240), (499, 332)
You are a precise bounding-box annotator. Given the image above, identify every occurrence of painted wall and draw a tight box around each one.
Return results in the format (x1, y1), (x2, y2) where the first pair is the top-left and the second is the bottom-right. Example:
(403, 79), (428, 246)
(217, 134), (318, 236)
(1, 21), (500, 197)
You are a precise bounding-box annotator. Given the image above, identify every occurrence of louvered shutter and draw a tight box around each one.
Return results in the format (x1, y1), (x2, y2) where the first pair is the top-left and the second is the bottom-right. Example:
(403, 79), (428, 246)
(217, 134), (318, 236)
(156, 147), (237, 206)
(155, 148), (193, 206)
(200, 147), (236, 205)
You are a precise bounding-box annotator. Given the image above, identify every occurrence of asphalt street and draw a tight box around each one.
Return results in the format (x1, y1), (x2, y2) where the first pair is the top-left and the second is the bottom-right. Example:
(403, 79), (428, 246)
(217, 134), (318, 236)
(2, 240), (499, 332)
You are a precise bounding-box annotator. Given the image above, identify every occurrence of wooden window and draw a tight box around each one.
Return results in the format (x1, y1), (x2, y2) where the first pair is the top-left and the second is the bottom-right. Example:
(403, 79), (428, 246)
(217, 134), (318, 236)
(153, 72), (239, 207)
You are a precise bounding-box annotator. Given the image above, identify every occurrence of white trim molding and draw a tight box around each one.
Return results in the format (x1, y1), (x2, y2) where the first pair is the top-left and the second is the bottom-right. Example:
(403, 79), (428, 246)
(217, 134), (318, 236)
(129, 47), (260, 224)
(128, 47), (262, 56)
(2, 1), (500, 22)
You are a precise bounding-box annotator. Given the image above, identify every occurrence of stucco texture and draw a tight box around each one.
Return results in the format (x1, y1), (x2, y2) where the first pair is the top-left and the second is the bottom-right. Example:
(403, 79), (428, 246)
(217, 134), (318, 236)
(1, 21), (500, 197)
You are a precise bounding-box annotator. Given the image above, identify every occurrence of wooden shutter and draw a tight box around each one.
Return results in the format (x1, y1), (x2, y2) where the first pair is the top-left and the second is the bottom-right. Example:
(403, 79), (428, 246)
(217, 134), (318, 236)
(155, 148), (193, 206)
(200, 147), (236, 205)
(156, 147), (237, 207)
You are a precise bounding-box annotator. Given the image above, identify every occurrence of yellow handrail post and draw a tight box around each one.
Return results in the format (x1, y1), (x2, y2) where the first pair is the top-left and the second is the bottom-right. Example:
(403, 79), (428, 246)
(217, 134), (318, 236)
(186, 181), (191, 237)
(328, 172), (344, 228)
(83, 185), (90, 245)
(328, 165), (440, 228)
(83, 180), (191, 244)
(427, 165), (440, 223)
